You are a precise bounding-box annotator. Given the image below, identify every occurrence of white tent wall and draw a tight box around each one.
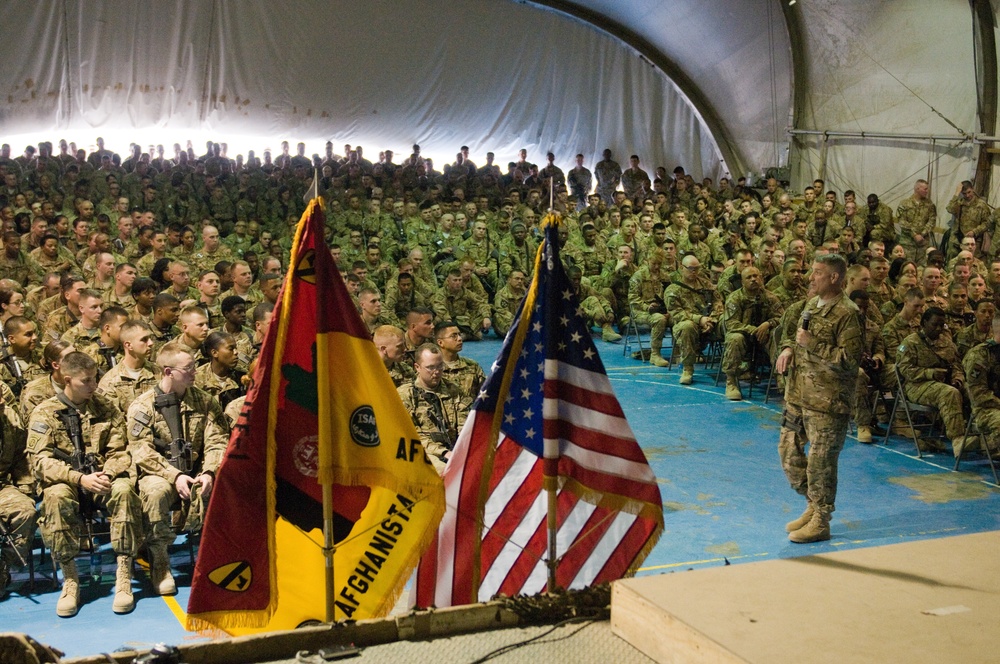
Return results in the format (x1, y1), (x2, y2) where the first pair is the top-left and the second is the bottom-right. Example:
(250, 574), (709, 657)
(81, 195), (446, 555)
(537, 0), (795, 178)
(988, 8), (1000, 209)
(0, 0), (726, 181)
(789, 0), (978, 226)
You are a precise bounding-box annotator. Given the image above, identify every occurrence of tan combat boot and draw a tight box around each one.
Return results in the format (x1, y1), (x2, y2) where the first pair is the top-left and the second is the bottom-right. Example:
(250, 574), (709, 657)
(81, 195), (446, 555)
(113, 555), (135, 614)
(679, 363), (694, 385)
(149, 544), (176, 596)
(857, 425), (873, 444)
(788, 510), (831, 543)
(725, 375), (742, 401)
(56, 559), (80, 617)
(785, 503), (814, 533)
(650, 349), (669, 367)
(601, 323), (622, 343)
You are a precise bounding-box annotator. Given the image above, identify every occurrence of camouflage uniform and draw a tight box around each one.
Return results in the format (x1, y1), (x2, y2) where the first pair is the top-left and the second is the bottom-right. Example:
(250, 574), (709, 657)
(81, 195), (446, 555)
(778, 293), (862, 519)
(19, 375), (59, 426)
(149, 323), (180, 360)
(0, 351), (46, 394)
(897, 331), (966, 442)
(769, 278), (807, 309)
(962, 340), (1000, 453)
(0, 381), (35, 574)
(564, 241), (612, 281)
(223, 395), (245, 429)
(956, 323), (991, 361)
(896, 196), (937, 265)
(865, 202), (896, 245)
(60, 324), (102, 364)
(96, 361), (162, 415)
(594, 158), (622, 204)
(43, 306), (80, 342)
(189, 246), (233, 275)
(430, 285), (491, 340)
(456, 237), (500, 289)
(498, 237), (537, 280)
(442, 356), (486, 399)
(384, 288), (429, 327)
(101, 288), (135, 311)
(628, 265), (669, 354)
(0, 251), (43, 288)
(946, 195), (991, 258)
(193, 362), (246, 411)
(576, 280), (616, 329)
(493, 285), (525, 338)
(854, 315), (886, 429)
(27, 394), (141, 563)
(397, 378), (472, 472)
(722, 288), (783, 376)
(664, 278), (722, 369)
(126, 386), (229, 543)
(387, 361), (416, 388)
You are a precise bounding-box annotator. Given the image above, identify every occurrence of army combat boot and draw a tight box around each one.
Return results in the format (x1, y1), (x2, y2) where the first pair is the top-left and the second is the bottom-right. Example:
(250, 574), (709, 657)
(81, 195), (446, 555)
(650, 327), (669, 367)
(113, 555), (135, 614)
(57, 559), (80, 617)
(725, 375), (743, 401)
(149, 544), (176, 596)
(601, 323), (622, 343)
(679, 362), (694, 385)
(650, 347), (669, 367)
(785, 503), (814, 533)
(789, 510), (831, 543)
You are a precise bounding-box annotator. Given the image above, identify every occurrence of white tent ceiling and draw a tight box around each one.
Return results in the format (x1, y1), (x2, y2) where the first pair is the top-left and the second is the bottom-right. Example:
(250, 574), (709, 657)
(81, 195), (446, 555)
(0, 0), (994, 212)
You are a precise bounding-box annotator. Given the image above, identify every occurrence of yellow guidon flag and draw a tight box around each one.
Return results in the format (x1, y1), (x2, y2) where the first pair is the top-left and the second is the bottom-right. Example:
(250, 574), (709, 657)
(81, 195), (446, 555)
(187, 198), (444, 632)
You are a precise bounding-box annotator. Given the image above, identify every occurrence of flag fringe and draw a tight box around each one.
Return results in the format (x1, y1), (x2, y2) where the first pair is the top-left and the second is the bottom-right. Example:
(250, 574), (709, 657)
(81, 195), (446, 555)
(561, 476), (664, 522)
(185, 609), (274, 633)
(326, 470), (446, 505)
(623, 518), (663, 579)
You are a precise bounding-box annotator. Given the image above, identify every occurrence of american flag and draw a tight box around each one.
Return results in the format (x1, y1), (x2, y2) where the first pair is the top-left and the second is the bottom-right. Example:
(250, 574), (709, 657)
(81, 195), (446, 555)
(413, 218), (664, 608)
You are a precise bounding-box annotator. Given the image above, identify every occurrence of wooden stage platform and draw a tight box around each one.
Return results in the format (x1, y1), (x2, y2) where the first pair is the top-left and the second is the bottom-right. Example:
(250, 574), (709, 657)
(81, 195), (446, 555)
(612, 530), (998, 664)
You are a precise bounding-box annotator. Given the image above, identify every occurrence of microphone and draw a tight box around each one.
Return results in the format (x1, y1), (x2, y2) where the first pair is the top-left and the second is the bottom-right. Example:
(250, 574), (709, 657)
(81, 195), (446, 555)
(801, 309), (811, 331)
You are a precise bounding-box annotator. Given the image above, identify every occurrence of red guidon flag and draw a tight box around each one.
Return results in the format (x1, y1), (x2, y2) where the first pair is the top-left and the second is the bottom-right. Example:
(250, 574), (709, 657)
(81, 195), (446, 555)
(187, 198), (444, 633)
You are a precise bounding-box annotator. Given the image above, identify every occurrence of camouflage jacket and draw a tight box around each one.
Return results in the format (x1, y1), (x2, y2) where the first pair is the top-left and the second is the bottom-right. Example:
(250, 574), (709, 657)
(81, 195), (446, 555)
(780, 292), (863, 415)
(125, 385), (229, 484)
(27, 393), (132, 487)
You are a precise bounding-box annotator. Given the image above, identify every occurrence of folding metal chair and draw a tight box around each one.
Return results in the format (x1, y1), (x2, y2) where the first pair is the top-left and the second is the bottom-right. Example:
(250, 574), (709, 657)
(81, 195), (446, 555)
(622, 302), (647, 361)
(763, 327), (783, 404)
(883, 365), (941, 458)
(955, 411), (999, 486)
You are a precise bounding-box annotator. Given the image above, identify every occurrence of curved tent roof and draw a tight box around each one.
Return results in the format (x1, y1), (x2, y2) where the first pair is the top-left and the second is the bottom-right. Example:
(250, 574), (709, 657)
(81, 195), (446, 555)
(0, 0), (992, 209)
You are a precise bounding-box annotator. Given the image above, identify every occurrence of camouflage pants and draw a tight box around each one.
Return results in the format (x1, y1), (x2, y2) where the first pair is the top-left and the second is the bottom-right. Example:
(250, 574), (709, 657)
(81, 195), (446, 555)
(854, 368), (874, 425)
(904, 381), (965, 439)
(0, 485), (37, 567)
(897, 236), (929, 266)
(672, 320), (708, 368)
(579, 296), (613, 327)
(972, 409), (1000, 453)
(778, 403), (849, 514)
(39, 478), (141, 563)
(633, 312), (668, 351)
(138, 475), (205, 546)
(722, 332), (766, 375)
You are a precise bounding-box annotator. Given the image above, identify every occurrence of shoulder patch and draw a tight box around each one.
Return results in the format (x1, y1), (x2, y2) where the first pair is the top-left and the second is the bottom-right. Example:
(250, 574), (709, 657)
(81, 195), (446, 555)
(134, 410), (152, 426)
(130, 421), (145, 437)
(30, 421), (50, 435)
